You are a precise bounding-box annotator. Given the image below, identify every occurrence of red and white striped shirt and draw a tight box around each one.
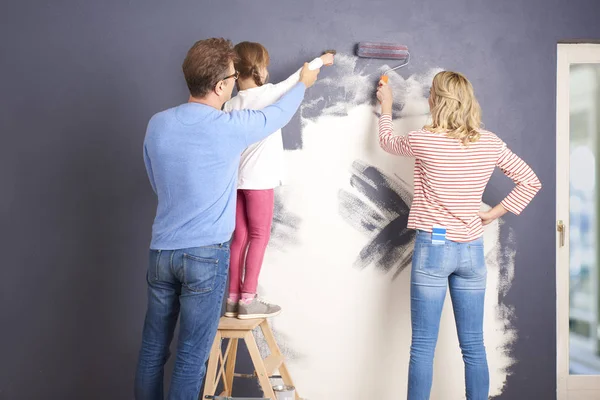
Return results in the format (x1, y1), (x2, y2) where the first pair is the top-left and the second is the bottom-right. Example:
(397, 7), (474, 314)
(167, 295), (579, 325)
(379, 114), (541, 242)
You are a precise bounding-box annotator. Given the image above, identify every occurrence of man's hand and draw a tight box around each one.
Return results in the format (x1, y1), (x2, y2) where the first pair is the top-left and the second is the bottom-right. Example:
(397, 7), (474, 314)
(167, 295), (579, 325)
(300, 63), (320, 88)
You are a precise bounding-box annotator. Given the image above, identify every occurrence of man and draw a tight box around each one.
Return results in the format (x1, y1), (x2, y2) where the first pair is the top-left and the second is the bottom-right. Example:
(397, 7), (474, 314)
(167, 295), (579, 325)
(134, 38), (319, 400)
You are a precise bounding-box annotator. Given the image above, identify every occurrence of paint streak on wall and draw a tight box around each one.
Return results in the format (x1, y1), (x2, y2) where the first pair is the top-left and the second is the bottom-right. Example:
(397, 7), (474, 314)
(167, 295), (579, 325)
(338, 160), (414, 277)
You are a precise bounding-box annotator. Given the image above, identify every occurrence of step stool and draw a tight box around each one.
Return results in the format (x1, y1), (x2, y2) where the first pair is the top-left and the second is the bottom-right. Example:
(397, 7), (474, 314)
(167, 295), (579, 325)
(204, 396), (268, 400)
(202, 317), (300, 400)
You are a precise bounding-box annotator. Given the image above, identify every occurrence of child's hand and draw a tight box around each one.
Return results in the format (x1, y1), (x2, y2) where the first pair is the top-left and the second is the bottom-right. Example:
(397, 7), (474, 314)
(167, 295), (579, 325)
(320, 52), (335, 66)
(377, 79), (393, 105)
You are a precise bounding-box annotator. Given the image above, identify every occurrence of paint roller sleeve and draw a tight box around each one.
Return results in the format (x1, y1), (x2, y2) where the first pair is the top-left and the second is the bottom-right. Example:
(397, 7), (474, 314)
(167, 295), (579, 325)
(356, 42), (410, 85)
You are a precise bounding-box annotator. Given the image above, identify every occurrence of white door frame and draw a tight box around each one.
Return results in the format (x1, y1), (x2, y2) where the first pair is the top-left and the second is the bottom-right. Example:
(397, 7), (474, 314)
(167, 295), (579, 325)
(557, 42), (600, 400)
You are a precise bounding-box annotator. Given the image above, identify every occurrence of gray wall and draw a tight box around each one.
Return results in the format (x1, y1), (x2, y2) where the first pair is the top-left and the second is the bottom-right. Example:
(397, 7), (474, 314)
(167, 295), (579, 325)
(1, 0), (599, 399)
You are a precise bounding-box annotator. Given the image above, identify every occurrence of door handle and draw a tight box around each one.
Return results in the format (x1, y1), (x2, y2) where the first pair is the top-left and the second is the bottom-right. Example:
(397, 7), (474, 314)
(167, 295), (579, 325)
(557, 220), (565, 247)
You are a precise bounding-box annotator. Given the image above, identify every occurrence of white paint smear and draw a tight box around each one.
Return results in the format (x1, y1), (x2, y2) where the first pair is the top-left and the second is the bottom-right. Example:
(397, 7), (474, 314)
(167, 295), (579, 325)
(255, 57), (516, 399)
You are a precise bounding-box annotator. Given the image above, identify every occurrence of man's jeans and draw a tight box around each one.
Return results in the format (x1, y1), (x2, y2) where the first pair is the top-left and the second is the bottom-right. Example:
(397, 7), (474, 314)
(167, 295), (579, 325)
(135, 242), (230, 400)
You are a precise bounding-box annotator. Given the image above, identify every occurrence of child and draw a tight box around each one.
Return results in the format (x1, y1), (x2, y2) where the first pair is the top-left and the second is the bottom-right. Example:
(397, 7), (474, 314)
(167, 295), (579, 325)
(376, 71), (541, 399)
(223, 42), (335, 319)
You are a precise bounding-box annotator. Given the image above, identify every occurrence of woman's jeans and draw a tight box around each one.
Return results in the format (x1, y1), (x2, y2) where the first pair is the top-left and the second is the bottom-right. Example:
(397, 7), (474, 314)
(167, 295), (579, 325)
(408, 230), (489, 400)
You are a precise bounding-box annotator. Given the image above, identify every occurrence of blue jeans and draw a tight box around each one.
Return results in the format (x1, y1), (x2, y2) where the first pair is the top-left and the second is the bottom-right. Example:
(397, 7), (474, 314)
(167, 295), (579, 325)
(135, 242), (230, 400)
(408, 231), (489, 400)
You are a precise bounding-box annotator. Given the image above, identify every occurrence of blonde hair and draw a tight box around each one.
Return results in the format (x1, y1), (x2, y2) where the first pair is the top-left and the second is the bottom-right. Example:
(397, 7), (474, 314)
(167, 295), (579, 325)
(233, 41), (270, 87)
(424, 71), (482, 145)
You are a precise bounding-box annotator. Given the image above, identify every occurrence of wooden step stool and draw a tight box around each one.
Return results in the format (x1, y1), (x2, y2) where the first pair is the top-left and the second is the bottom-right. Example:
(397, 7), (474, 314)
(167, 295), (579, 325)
(202, 317), (300, 400)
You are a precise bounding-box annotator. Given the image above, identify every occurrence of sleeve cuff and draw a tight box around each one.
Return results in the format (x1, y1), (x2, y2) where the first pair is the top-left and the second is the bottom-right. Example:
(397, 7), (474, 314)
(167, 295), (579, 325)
(501, 198), (523, 216)
(308, 57), (324, 70)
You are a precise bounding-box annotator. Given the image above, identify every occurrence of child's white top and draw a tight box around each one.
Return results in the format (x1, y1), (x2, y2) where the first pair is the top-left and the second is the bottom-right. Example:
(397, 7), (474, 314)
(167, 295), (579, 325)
(224, 58), (322, 189)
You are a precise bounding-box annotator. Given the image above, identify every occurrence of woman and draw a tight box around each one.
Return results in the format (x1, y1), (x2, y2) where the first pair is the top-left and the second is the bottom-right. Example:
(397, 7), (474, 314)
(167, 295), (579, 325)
(376, 71), (541, 399)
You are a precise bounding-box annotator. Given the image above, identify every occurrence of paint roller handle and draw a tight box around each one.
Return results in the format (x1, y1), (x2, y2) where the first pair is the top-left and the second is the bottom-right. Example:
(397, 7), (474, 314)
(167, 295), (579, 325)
(380, 75), (389, 84)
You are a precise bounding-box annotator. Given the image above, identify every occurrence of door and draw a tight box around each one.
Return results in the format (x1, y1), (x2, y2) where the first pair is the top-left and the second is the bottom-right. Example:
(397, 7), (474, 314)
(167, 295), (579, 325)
(557, 43), (600, 400)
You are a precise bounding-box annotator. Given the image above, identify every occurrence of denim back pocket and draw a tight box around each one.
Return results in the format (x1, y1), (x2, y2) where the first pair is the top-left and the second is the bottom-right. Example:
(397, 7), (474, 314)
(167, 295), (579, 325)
(182, 253), (219, 293)
(468, 244), (487, 276)
(147, 249), (161, 283)
(416, 243), (448, 277)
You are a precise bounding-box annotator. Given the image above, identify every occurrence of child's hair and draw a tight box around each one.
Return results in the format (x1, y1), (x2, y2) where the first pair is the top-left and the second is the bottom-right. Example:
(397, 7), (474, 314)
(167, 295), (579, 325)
(424, 71), (482, 145)
(233, 41), (270, 87)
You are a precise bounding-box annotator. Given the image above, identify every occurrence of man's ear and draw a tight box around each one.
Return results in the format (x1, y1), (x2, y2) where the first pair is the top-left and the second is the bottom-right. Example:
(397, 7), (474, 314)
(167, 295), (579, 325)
(214, 80), (224, 96)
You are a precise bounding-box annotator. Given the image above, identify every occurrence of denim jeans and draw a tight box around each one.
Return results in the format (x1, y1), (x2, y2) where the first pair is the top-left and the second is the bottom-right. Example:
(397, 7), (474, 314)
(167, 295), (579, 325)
(135, 242), (230, 400)
(408, 230), (489, 400)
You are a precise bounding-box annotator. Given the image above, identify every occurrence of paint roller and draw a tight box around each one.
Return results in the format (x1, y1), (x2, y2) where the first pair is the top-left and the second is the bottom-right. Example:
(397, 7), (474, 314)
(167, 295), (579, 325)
(356, 42), (410, 83)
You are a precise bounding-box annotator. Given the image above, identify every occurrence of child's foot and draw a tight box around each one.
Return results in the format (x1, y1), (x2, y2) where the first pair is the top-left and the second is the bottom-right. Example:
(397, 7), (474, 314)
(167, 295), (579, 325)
(224, 299), (239, 318)
(237, 297), (282, 319)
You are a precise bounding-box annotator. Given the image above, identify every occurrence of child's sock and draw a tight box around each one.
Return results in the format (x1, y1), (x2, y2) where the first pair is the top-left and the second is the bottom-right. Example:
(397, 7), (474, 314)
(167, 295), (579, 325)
(240, 292), (256, 304)
(228, 293), (240, 303)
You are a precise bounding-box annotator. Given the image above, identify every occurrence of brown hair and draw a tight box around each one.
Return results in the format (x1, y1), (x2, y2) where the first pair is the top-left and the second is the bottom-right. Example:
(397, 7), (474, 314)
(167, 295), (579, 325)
(233, 41), (270, 87)
(182, 38), (239, 98)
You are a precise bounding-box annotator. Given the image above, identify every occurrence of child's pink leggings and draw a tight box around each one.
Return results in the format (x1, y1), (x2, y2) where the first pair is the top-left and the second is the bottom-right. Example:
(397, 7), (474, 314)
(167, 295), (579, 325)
(228, 189), (274, 297)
